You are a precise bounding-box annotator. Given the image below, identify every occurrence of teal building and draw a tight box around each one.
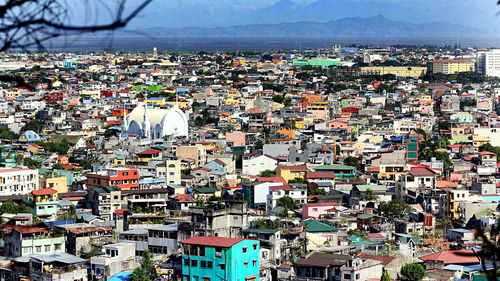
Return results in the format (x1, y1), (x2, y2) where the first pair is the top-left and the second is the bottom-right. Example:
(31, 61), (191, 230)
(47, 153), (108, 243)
(181, 236), (260, 281)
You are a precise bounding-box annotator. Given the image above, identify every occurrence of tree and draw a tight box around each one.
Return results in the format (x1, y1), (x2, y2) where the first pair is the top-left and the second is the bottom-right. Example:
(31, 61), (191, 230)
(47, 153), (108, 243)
(131, 250), (153, 281)
(378, 199), (412, 221)
(381, 271), (391, 281)
(400, 263), (425, 281)
(344, 156), (361, 170)
(0, 126), (17, 140)
(0, 0), (151, 88)
(21, 119), (44, 133)
(260, 170), (275, 177)
(277, 196), (299, 210)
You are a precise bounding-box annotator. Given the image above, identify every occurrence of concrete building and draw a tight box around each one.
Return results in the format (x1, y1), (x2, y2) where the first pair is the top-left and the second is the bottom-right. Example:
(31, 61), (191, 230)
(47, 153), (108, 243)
(359, 66), (427, 78)
(176, 145), (207, 167)
(433, 59), (475, 74)
(181, 236), (260, 281)
(28, 253), (87, 281)
(86, 168), (139, 190)
(90, 243), (137, 280)
(0, 167), (39, 196)
(4, 226), (65, 257)
(477, 49), (500, 77)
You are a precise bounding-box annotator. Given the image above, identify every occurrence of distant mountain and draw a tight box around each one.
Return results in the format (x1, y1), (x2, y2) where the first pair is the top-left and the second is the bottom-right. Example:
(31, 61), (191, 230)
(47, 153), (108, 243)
(125, 0), (498, 32)
(137, 15), (484, 37)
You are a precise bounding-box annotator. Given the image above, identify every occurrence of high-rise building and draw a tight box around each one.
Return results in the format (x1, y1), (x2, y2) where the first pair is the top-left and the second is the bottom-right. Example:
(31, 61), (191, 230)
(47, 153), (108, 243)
(433, 59), (475, 74)
(477, 49), (500, 77)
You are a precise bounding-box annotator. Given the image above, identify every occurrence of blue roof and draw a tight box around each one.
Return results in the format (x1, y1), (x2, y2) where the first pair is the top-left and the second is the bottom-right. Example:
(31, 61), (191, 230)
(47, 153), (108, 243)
(43, 220), (75, 227)
(108, 271), (132, 281)
(19, 130), (42, 142)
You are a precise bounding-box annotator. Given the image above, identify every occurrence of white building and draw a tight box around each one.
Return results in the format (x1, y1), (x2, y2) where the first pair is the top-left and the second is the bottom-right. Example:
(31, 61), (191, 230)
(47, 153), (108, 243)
(0, 167), (39, 196)
(477, 49), (500, 77)
(474, 127), (500, 147)
(242, 154), (278, 176)
(90, 243), (137, 280)
(267, 185), (307, 211)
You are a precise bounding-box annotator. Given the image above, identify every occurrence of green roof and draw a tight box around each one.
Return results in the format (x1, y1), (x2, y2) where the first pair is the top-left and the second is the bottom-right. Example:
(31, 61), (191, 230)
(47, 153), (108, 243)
(194, 187), (219, 194)
(113, 155), (127, 160)
(356, 185), (387, 192)
(152, 145), (168, 151)
(350, 240), (376, 250)
(304, 220), (337, 232)
(315, 164), (355, 171)
(357, 213), (384, 220)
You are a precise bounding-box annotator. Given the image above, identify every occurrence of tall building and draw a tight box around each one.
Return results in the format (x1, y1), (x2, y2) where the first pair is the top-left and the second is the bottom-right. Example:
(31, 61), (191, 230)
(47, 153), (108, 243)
(477, 49), (500, 77)
(181, 236), (260, 281)
(433, 59), (475, 74)
(85, 168), (139, 190)
(0, 167), (39, 196)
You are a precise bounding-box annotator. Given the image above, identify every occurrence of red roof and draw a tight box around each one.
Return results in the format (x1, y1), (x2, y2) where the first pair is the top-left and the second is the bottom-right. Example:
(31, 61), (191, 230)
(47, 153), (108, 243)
(357, 253), (394, 266)
(32, 188), (57, 196)
(419, 250), (480, 264)
(137, 148), (162, 155)
(278, 164), (308, 171)
(408, 168), (435, 177)
(257, 177), (286, 184)
(114, 209), (128, 216)
(269, 184), (294, 191)
(479, 151), (496, 156)
(307, 172), (335, 179)
(181, 236), (244, 248)
(11, 225), (48, 234)
(367, 167), (380, 172)
(304, 203), (339, 207)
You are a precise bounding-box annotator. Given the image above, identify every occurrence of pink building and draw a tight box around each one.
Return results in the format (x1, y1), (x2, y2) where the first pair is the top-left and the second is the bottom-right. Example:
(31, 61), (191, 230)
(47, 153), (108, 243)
(226, 132), (246, 147)
(327, 120), (351, 133)
(302, 203), (340, 220)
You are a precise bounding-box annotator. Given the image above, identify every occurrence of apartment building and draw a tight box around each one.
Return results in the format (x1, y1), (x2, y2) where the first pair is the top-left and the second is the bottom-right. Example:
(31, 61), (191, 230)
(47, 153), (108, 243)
(433, 59), (475, 74)
(86, 167), (139, 190)
(0, 167), (39, 196)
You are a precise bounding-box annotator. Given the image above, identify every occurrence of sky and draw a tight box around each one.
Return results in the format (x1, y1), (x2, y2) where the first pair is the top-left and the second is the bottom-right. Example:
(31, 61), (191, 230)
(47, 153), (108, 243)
(70, 0), (500, 31)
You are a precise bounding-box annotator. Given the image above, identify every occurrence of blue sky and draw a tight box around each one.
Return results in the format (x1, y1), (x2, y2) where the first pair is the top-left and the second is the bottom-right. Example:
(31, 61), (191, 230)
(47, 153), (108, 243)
(72, 0), (499, 31)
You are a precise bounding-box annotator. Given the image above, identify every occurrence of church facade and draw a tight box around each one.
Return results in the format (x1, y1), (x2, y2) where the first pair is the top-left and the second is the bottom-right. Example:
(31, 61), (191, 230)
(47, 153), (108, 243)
(121, 101), (189, 140)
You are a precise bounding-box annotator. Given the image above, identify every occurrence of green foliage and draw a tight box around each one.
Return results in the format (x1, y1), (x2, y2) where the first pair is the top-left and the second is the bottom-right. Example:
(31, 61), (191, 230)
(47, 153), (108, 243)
(348, 228), (368, 238)
(56, 212), (75, 221)
(378, 199), (412, 221)
(80, 152), (102, 170)
(53, 163), (63, 170)
(272, 95), (284, 104)
(381, 271), (392, 281)
(277, 195), (299, 210)
(0, 126), (17, 140)
(23, 158), (42, 169)
(38, 139), (70, 155)
(131, 250), (154, 281)
(365, 188), (375, 201)
(260, 170), (275, 177)
(344, 156), (361, 170)
(0, 200), (31, 214)
(400, 263), (425, 281)
(21, 119), (44, 133)
(251, 219), (280, 229)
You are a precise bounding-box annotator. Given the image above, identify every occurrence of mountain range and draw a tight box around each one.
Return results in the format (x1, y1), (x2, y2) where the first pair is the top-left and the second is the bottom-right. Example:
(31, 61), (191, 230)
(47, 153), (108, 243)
(125, 0), (498, 33)
(134, 15), (484, 38)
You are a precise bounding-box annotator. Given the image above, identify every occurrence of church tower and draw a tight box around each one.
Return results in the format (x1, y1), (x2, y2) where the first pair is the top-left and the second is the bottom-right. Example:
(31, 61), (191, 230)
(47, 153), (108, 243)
(120, 101), (128, 138)
(142, 94), (151, 139)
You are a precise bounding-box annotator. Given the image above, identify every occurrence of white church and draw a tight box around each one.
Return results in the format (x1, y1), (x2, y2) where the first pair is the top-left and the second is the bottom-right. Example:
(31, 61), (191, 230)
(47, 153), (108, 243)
(121, 98), (189, 140)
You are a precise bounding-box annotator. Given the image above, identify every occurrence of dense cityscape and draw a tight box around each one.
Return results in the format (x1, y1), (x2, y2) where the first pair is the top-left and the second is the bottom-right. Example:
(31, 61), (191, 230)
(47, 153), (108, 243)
(0, 43), (499, 281)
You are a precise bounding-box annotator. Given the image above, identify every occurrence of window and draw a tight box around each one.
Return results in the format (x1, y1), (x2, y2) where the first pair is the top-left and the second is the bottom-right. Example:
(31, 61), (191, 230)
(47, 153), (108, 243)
(200, 261), (207, 268)
(253, 259), (257, 267)
(215, 247), (222, 258)
(344, 274), (351, 279)
(220, 263), (226, 270)
(244, 261), (248, 269)
(198, 246), (205, 256)
(45, 245), (51, 252)
(36, 246), (42, 253)
(207, 261), (213, 268)
(312, 208), (318, 212)
(203, 278), (210, 281)
(191, 260), (198, 267)
(253, 243), (257, 250)
(242, 247), (247, 253)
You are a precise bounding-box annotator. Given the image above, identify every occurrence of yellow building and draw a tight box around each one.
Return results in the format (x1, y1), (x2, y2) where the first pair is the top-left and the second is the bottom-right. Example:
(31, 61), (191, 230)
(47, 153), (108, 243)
(45, 176), (68, 194)
(433, 59), (475, 74)
(473, 135), (490, 149)
(277, 164), (308, 183)
(359, 66), (427, 78)
(446, 189), (469, 220)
